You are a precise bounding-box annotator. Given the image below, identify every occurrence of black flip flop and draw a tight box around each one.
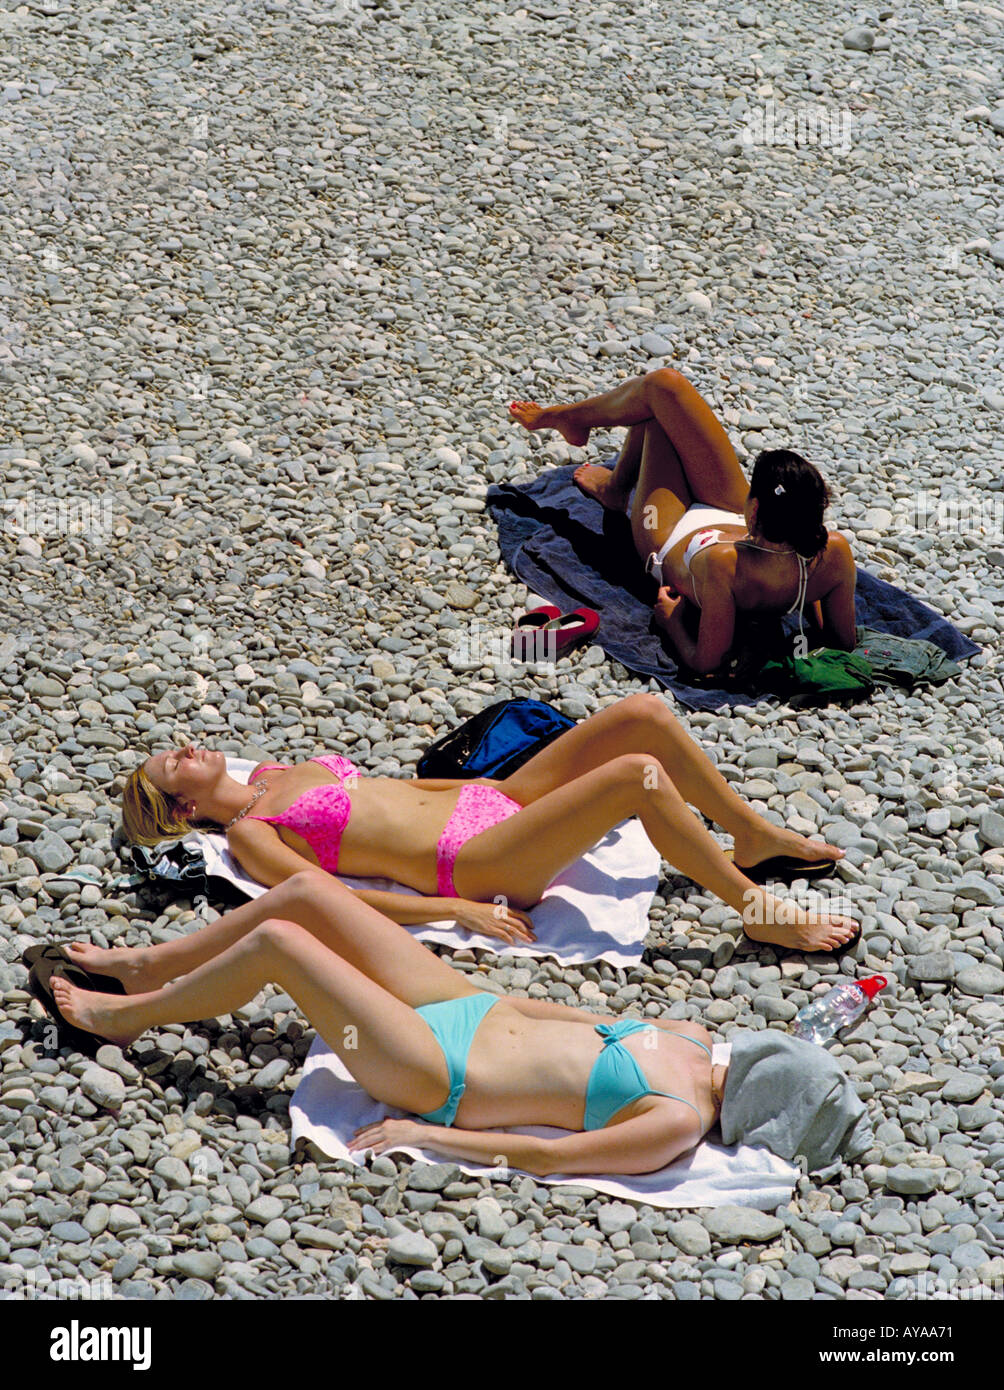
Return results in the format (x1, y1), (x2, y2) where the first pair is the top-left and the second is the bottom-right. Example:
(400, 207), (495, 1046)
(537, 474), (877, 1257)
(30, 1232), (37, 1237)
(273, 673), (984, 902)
(729, 851), (839, 886)
(24, 945), (127, 1058)
(740, 920), (862, 957)
(22, 943), (126, 996)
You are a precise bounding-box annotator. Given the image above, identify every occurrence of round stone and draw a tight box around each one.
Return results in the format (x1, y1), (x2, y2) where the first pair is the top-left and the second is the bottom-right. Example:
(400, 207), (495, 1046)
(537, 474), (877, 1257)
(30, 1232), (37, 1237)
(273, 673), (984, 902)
(842, 26), (875, 51)
(80, 1066), (126, 1111)
(387, 1231), (438, 1268)
(885, 1167), (940, 1196)
(957, 966), (1004, 997)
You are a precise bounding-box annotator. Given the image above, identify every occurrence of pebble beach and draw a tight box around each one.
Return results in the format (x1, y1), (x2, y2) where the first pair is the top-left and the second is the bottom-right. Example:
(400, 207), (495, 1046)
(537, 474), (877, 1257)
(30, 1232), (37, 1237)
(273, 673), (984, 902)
(1, 0), (1004, 1304)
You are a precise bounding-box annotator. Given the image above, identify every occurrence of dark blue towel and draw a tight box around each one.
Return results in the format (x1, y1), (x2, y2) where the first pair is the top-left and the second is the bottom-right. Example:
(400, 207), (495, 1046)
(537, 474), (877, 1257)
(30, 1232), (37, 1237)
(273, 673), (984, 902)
(486, 464), (979, 712)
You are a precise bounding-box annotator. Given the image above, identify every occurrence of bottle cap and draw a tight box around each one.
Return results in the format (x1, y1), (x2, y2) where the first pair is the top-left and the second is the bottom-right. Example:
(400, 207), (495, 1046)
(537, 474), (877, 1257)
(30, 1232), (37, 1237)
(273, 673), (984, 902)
(856, 975), (887, 1000)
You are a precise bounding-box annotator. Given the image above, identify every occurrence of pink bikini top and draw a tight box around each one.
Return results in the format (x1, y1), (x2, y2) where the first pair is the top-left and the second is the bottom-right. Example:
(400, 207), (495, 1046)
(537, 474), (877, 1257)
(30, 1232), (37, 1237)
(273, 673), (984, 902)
(246, 754), (360, 874)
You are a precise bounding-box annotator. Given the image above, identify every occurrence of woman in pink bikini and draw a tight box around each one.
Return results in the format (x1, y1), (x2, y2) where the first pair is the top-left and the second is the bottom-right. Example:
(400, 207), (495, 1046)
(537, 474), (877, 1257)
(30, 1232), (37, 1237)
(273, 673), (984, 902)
(123, 694), (858, 953)
(510, 368), (858, 676)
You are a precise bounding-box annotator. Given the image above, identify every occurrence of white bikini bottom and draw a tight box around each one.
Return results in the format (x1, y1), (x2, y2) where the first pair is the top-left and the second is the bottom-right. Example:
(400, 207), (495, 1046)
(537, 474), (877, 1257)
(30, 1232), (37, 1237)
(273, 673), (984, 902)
(644, 504), (746, 585)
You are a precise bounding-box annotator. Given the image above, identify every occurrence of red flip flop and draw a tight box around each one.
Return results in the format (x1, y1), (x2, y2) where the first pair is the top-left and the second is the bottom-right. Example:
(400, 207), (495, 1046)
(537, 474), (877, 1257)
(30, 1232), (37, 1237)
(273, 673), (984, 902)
(511, 605), (562, 659)
(541, 607), (600, 655)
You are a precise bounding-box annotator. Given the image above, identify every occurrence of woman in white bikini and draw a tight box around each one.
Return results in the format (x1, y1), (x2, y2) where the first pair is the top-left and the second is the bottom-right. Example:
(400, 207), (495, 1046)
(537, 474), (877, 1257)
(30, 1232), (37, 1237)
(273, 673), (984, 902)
(122, 694), (858, 954)
(510, 368), (858, 676)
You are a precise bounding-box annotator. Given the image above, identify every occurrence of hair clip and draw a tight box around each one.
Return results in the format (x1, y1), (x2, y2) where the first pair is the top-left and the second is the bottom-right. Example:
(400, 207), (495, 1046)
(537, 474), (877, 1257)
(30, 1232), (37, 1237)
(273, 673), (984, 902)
(774, 483), (785, 496)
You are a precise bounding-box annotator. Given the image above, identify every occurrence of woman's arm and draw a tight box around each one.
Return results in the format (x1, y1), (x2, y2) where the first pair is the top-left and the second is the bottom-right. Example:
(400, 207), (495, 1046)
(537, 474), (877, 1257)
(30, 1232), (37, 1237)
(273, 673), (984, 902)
(657, 549), (737, 676)
(354, 890), (536, 943)
(226, 818), (321, 887)
(351, 1120), (552, 1174)
(350, 889), (473, 926)
(817, 533), (857, 650)
(227, 820), (535, 941)
(352, 1107), (699, 1177)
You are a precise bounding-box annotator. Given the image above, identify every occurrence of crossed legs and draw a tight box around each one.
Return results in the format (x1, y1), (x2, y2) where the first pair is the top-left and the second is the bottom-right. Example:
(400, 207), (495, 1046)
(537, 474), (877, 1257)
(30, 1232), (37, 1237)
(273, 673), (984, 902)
(58, 873), (485, 1113)
(466, 695), (857, 952)
(510, 369), (751, 563)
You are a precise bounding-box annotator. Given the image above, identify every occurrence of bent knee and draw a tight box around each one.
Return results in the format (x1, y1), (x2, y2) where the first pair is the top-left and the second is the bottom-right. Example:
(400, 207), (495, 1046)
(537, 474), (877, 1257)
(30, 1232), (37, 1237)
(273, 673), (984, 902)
(605, 751), (669, 792)
(620, 691), (672, 725)
(647, 367), (685, 398)
(252, 917), (309, 954)
(283, 866), (334, 903)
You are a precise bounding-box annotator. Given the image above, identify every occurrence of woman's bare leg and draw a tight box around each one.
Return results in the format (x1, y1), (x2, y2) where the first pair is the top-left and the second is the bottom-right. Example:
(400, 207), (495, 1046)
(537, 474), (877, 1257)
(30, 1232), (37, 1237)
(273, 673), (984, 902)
(626, 418), (692, 563)
(574, 418), (696, 575)
(572, 421), (646, 510)
(471, 754), (856, 952)
(500, 693), (842, 877)
(69, 871), (486, 1007)
(53, 920), (454, 1115)
(512, 369), (749, 512)
(67, 873), (323, 993)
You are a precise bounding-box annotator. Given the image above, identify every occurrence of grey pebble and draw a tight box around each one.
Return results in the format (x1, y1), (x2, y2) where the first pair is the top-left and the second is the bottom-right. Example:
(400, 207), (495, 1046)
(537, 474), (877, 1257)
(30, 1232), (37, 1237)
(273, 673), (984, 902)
(885, 1167), (940, 1196)
(842, 26), (875, 52)
(245, 1196), (285, 1224)
(704, 1207), (785, 1244)
(79, 1066), (126, 1110)
(957, 966), (1004, 997)
(387, 1230), (438, 1268)
(173, 1251), (222, 1280)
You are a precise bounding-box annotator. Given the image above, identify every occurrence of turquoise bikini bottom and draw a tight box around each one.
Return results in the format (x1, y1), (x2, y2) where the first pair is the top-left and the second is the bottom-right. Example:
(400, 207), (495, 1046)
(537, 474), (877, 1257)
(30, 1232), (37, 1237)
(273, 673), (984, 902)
(415, 992), (500, 1126)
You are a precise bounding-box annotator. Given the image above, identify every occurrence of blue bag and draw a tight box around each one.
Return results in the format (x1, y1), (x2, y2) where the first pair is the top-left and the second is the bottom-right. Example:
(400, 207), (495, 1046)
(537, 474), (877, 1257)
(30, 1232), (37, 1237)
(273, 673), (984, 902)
(416, 698), (576, 780)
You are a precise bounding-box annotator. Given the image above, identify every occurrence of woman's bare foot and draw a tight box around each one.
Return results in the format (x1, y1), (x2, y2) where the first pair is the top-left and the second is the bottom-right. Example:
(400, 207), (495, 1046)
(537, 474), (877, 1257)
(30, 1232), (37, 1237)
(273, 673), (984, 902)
(732, 823), (844, 876)
(508, 400), (590, 449)
(741, 891), (860, 953)
(51, 977), (143, 1048)
(66, 941), (161, 994)
(572, 462), (630, 510)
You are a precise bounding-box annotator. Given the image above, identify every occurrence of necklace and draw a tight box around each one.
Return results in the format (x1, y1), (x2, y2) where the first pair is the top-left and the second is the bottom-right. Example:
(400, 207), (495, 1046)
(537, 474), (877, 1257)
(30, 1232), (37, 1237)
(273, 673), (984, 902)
(225, 779), (270, 829)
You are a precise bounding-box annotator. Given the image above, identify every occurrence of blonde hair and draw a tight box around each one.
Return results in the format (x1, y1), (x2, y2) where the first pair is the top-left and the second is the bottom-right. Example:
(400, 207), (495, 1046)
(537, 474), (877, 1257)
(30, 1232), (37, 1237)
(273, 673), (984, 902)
(121, 763), (219, 846)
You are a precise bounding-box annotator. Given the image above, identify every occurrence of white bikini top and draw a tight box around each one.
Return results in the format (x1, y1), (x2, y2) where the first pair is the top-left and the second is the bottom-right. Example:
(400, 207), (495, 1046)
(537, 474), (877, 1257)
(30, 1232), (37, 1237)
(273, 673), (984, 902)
(684, 530), (811, 632)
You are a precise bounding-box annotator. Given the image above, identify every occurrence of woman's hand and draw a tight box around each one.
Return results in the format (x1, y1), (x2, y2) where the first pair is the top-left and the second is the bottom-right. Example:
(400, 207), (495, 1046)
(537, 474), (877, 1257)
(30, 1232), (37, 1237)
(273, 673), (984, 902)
(350, 1118), (428, 1156)
(453, 898), (537, 945)
(655, 584), (683, 617)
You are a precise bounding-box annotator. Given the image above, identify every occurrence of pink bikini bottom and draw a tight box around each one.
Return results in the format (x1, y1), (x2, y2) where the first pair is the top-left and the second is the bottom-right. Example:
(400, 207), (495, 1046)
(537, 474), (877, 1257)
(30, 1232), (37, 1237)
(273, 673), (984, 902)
(436, 783), (523, 898)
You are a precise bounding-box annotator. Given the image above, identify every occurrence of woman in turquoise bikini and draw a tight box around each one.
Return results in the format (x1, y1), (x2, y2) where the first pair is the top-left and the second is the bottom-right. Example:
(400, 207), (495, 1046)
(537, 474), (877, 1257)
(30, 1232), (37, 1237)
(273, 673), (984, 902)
(510, 368), (858, 675)
(51, 870), (726, 1176)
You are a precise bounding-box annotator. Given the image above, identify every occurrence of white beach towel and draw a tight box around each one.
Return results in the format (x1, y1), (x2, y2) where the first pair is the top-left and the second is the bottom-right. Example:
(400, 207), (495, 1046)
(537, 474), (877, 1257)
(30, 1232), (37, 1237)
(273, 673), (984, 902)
(289, 1036), (799, 1212)
(187, 758), (662, 968)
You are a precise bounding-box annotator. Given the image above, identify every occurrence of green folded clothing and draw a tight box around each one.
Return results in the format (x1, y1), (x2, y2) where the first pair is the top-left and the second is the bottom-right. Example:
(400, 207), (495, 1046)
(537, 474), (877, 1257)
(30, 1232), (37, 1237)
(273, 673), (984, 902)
(854, 625), (962, 688)
(760, 649), (876, 706)
(682, 622), (962, 705)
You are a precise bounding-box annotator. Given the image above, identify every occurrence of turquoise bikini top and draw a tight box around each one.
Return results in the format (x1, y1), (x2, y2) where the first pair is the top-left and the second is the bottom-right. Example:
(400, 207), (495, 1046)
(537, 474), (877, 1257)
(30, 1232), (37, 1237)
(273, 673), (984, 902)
(584, 1019), (712, 1131)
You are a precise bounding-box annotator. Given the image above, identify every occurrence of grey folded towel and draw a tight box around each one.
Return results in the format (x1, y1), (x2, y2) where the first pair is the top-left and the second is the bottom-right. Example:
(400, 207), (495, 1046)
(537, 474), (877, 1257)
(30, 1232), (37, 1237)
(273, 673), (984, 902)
(720, 1030), (873, 1174)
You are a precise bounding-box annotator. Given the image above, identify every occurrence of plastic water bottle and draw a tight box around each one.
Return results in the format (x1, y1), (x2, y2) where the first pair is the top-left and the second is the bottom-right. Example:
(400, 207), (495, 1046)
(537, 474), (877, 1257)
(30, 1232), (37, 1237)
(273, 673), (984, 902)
(791, 975), (888, 1044)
